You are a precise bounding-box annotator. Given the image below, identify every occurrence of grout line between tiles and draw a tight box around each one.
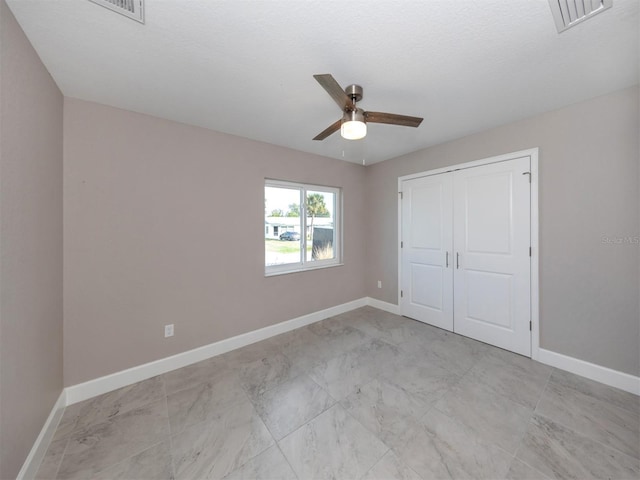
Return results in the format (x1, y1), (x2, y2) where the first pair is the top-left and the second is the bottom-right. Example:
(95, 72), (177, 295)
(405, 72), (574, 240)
(44, 436), (70, 480)
(91, 440), (167, 478)
(275, 399), (342, 445)
(224, 416), (277, 479)
(162, 377), (179, 480)
(512, 367), (552, 462)
(274, 437), (300, 480)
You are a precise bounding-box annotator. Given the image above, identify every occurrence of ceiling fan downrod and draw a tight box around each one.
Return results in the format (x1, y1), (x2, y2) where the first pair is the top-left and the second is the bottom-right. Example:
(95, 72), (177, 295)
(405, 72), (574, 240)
(344, 84), (363, 111)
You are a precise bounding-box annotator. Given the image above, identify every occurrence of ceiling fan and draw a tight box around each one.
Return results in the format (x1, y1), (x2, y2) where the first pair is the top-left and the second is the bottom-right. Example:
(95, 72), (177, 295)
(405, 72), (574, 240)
(312, 74), (423, 141)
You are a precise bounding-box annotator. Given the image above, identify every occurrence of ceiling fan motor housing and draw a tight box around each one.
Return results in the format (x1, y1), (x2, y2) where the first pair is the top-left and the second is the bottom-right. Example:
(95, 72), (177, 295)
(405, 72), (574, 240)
(345, 84), (363, 106)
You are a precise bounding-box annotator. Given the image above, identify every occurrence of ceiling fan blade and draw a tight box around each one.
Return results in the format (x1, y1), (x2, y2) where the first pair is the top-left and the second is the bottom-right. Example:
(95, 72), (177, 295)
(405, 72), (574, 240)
(314, 74), (354, 111)
(313, 119), (341, 141)
(364, 111), (423, 127)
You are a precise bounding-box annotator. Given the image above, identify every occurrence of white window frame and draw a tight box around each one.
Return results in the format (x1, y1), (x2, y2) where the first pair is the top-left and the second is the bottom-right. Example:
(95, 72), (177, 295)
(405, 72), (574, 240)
(265, 179), (342, 276)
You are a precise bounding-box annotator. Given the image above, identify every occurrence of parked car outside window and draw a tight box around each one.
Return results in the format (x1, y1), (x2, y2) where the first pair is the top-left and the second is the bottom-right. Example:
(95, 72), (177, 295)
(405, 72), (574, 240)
(279, 231), (300, 241)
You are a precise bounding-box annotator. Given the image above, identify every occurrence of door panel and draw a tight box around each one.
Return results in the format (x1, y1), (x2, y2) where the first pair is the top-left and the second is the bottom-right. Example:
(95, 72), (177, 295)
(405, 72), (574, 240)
(401, 174), (453, 331)
(465, 173), (513, 254)
(465, 270), (513, 329)
(410, 186), (443, 249)
(410, 264), (444, 311)
(453, 157), (531, 356)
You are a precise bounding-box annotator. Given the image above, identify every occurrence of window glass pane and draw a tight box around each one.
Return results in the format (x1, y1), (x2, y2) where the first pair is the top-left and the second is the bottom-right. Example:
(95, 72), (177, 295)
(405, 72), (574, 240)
(265, 186), (302, 267)
(306, 190), (335, 262)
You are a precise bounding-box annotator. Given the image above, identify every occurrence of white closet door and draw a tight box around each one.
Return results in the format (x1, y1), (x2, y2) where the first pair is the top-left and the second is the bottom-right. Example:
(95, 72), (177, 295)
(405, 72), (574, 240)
(401, 174), (454, 331)
(453, 156), (531, 356)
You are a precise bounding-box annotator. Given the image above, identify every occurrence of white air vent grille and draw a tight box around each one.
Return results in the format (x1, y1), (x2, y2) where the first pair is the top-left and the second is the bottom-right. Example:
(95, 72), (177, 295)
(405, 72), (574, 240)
(89, 0), (144, 23)
(548, 0), (612, 32)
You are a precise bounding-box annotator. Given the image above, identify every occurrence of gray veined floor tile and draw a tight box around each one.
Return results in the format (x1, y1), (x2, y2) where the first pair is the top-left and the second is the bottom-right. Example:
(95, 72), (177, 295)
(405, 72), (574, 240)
(51, 376), (167, 442)
(354, 338), (406, 376)
(341, 378), (431, 448)
(486, 346), (553, 380)
(394, 407), (513, 480)
(339, 308), (416, 339)
(332, 309), (382, 333)
(399, 331), (490, 376)
(355, 312), (454, 348)
(308, 340), (391, 401)
(250, 373), (335, 440)
(505, 458), (551, 480)
(308, 322), (372, 356)
(35, 436), (69, 480)
(223, 338), (282, 367)
(171, 398), (274, 480)
(516, 414), (640, 480)
(71, 376), (166, 432)
(279, 404), (389, 480)
(167, 368), (248, 434)
(236, 352), (306, 398)
(222, 446), (297, 480)
(434, 375), (533, 454)
(350, 314), (427, 346)
(536, 380), (640, 459)
(361, 450), (422, 480)
(271, 326), (337, 372)
(162, 355), (230, 395)
(56, 399), (170, 479)
(378, 353), (460, 406)
(92, 441), (173, 479)
(548, 368), (640, 415)
(52, 406), (82, 442)
(461, 350), (551, 409)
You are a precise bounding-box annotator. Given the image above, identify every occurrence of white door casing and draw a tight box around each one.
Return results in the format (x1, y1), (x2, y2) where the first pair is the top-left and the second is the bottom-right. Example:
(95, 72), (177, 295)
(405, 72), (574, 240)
(400, 174), (454, 331)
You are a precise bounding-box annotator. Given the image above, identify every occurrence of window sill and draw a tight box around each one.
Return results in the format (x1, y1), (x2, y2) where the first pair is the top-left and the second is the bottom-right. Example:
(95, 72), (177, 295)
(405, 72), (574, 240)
(265, 262), (344, 277)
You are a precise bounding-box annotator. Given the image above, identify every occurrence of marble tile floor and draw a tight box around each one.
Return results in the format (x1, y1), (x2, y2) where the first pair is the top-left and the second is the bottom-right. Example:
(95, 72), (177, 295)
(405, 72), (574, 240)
(36, 307), (640, 480)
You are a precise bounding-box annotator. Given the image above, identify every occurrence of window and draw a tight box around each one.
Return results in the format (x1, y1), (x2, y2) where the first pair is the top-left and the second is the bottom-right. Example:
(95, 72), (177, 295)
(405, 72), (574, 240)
(265, 179), (341, 275)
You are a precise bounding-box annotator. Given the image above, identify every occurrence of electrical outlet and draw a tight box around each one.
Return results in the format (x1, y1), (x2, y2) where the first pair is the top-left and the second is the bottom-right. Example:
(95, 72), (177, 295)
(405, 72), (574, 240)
(164, 324), (174, 338)
(377, 280), (382, 289)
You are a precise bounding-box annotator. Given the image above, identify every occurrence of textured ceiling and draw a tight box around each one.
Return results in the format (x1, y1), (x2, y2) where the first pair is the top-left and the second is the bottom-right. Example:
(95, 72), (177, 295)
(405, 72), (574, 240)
(6, 0), (639, 164)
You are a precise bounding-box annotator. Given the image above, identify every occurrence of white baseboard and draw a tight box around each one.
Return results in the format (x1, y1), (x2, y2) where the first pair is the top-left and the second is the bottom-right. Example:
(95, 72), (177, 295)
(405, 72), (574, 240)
(366, 297), (401, 315)
(64, 297), (639, 407)
(66, 297), (368, 405)
(538, 348), (640, 395)
(17, 390), (66, 480)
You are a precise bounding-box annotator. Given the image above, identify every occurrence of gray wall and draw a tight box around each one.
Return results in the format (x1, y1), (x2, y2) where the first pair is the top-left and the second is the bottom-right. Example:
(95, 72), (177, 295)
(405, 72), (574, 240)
(366, 86), (640, 376)
(63, 98), (367, 386)
(0, 1), (64, 477)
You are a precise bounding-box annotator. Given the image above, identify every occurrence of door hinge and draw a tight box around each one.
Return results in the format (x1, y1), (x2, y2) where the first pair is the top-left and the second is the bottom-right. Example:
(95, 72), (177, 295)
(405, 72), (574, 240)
(530, 321), (532, 331)
(401, 241), (403, 248)
(399, 192), (403, 199)
(400, 290), (403, 298)
(529, 247), (532, 257)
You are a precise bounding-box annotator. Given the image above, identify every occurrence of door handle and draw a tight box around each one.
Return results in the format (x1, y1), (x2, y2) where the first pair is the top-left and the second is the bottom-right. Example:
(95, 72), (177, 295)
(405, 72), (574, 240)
(446, 251), (449, 268)
(456, 252), (460, 269)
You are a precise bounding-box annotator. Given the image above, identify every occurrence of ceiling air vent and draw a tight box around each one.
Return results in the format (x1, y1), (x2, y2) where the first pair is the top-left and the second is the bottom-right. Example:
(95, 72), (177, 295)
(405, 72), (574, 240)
(89, 0), (144, 24)
(548, 0), (612, 32)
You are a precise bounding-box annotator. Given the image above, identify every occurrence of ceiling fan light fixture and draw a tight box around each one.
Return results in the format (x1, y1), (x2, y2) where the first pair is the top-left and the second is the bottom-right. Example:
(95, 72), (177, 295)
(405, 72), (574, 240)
(341, 109), (367, 140)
